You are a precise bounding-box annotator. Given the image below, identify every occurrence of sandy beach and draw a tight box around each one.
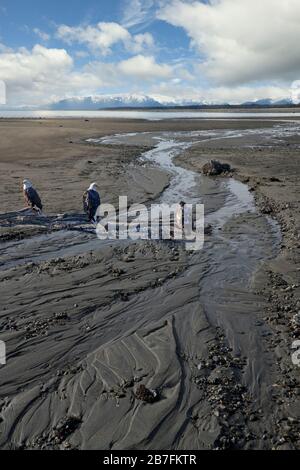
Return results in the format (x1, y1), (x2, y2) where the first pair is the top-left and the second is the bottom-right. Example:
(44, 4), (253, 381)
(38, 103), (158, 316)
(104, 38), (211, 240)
(0, 116), (299, 450)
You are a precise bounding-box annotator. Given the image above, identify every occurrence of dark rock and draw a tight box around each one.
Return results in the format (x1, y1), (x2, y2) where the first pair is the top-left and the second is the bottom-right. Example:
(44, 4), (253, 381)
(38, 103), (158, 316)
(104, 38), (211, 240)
(269, 177), (281, 183)
(202, 160), (232, 176)
(135, 385), (158, 403)
(204, 224), (213, 235)
(45, 416), (82, 447)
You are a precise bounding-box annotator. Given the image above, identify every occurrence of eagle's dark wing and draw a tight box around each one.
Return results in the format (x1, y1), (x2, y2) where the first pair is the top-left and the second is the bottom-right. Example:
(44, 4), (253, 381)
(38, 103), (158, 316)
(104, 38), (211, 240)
(83, 190), (100, 222)
(83, 191), (89, 216)
(24, 187), (43, 211)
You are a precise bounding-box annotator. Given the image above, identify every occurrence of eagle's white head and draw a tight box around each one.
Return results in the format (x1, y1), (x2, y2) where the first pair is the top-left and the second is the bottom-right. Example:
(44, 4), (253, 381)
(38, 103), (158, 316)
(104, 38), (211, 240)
(88, 182), (98, 191)
(23, 179), (33, 190)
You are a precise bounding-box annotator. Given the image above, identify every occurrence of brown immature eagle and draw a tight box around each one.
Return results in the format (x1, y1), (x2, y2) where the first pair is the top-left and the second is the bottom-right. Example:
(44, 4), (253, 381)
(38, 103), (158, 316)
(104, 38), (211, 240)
(23, 179), (43, 213)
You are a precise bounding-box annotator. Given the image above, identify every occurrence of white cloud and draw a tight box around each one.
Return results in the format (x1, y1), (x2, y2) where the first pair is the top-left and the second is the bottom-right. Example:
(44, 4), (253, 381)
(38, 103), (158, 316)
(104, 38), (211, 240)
(122, 0), (155, 28)
(33, 28), (50, 42)
(0, 44), (173, 105)
(57, 22), (130, 56)
(57, 22), (155, 56)
(0, 44), (73, 84)
(201, 85), (291, 104)
(0, 44), (104, 105)
(118, 55), (172, 80)
(0, 43), (12, 53)
(130, 33), (154, 54)
(158, 0), (300, 85)
(0, 39), (291, 106)
(0, 16), (293, 107)
(151, 81), (290, 104)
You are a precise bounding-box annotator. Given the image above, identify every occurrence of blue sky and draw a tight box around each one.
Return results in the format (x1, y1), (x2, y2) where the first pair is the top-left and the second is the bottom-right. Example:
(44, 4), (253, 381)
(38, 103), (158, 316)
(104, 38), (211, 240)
(0, 0), (189, 53)
(0, 0), (298, 105)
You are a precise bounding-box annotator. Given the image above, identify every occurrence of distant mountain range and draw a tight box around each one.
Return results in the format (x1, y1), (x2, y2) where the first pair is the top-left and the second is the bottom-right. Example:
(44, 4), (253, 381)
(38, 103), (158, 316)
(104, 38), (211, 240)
(0, 94), (297, 111)
(47, 94), (163, 110)
(241, 98), (294, 107)
(46, 94), (296, 110)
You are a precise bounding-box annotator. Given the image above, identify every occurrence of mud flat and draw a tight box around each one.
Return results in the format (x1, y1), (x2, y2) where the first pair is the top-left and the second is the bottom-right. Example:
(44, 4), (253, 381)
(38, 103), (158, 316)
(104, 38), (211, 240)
(0, 118), (299, 450)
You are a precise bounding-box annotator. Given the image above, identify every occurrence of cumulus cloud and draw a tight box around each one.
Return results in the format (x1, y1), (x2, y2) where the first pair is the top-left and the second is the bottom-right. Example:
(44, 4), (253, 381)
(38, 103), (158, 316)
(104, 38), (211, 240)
(0, 44), (73, 84)
(118, 55), (172, 80)
(57, 22), (130, 55)
(158, 0), (300, 85)
(151, 82), (290, 104)
(202, 85), (290, 104)
(57, 22), (155, 56)
(0, 44), (174, 105)
(130, 33), (154, 54)
(0, 44), (104, 105)
(1, 1), (295, 108)
(0, 40), (290, 106)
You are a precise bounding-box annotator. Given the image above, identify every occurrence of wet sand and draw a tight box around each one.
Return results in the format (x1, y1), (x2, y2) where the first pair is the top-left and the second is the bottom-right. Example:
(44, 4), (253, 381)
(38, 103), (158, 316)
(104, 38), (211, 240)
(0, 118), (299, 450)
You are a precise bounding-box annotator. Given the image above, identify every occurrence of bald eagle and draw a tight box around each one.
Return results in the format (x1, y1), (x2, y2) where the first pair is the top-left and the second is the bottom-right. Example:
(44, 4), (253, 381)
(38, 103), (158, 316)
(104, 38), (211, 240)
(23, 180), (43, 213)
(83, 183), (101, 223)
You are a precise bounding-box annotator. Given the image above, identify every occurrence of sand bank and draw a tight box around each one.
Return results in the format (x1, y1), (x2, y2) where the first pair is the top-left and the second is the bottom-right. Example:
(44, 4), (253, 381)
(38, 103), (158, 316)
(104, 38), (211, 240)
(0, 118), (299, 450)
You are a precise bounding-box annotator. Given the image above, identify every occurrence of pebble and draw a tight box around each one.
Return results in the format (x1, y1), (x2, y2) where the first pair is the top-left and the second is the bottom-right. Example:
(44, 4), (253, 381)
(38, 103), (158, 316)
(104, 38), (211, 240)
(292, 313), (300, 326)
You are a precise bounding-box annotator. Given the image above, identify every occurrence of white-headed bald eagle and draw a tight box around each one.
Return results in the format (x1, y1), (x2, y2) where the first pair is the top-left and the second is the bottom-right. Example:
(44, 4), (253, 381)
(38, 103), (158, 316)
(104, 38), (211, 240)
(83, 183), (101, 223)
(23, 180), (43, 213)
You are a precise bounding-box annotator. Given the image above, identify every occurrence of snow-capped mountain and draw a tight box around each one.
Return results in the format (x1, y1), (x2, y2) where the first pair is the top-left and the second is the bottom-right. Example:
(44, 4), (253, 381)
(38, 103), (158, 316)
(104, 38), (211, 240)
(47, 93), (211, 109)
(48, 94), (164, 110)
(45, 94), (295, 110)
